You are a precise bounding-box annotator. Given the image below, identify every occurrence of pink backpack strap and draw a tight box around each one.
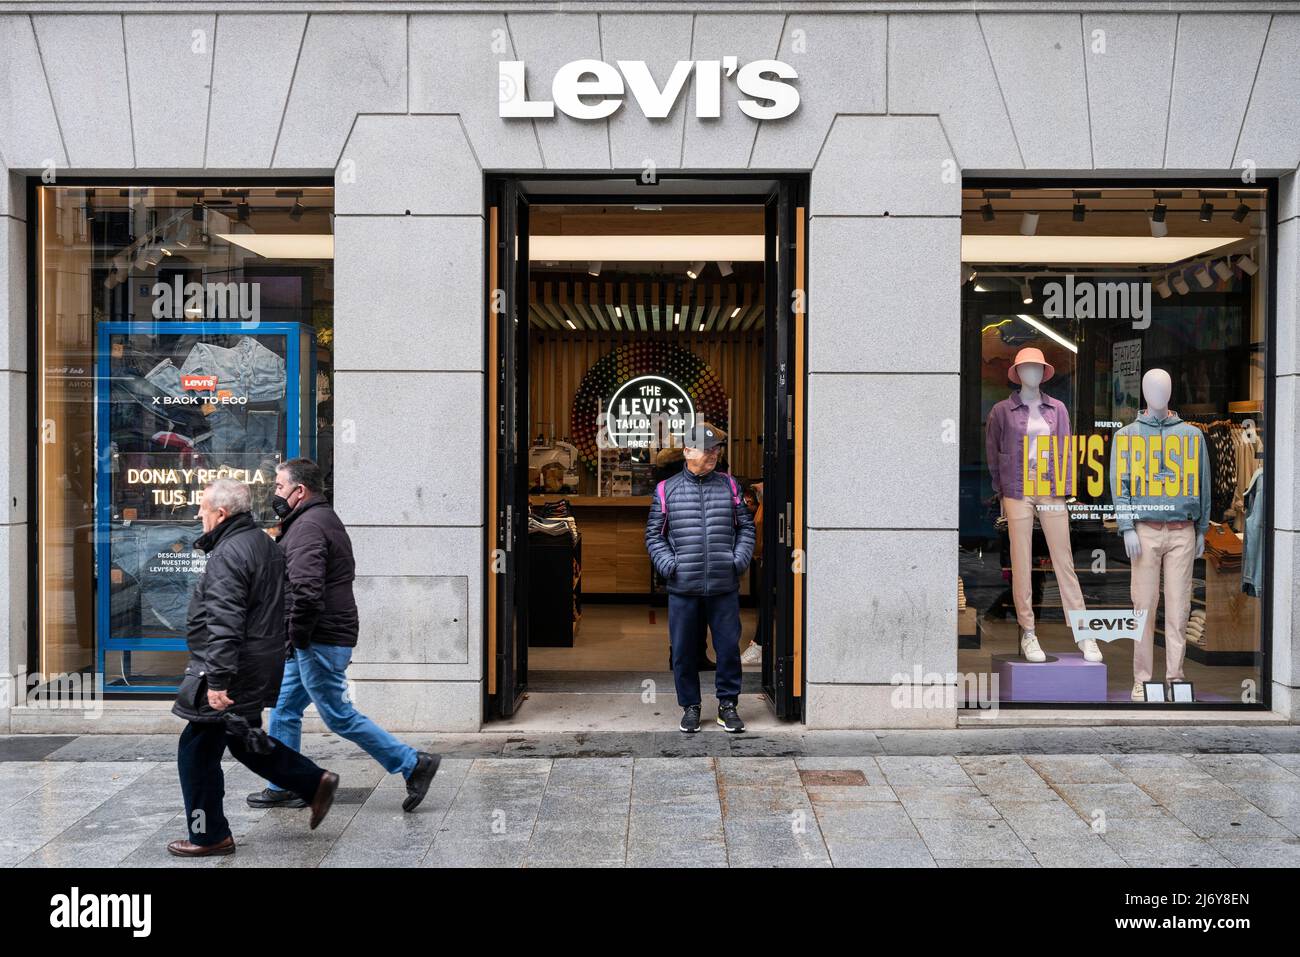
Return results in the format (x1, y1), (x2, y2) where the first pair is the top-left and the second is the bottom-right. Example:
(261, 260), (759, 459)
(656, 480), (669, 535)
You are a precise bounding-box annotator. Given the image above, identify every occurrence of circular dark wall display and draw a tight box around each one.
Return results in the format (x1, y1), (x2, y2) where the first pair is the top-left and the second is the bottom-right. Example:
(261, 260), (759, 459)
(571, 341), (729, 469)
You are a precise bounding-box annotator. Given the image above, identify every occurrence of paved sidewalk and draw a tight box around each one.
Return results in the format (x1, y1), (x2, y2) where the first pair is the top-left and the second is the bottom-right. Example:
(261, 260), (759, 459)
(2, 729), (1298, 867)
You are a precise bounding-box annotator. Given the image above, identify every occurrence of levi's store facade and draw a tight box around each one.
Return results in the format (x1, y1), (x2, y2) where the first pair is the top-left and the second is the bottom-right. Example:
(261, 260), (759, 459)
(2, 4), (1298, 734)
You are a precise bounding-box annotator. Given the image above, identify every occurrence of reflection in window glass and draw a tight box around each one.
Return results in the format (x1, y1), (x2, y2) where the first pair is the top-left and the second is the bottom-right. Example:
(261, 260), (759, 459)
(36, 185), (335, 692)
(958, 186), (1267, 707)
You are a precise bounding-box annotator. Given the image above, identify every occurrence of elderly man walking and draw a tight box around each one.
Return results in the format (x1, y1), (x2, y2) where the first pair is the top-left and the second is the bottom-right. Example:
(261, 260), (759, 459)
(645, 423), (755, 733)
(247, 458), (440, 813)
(169, 478), (339, 858)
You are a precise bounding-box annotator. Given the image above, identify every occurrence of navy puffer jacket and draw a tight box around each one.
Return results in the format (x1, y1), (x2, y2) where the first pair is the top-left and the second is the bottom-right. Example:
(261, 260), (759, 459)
(645, 466), (756, 596)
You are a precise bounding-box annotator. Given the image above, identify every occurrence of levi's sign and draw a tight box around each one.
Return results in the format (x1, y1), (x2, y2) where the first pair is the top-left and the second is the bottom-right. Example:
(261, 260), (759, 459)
(499, 58), (799, 120)
(1067, 609), (1148, 643)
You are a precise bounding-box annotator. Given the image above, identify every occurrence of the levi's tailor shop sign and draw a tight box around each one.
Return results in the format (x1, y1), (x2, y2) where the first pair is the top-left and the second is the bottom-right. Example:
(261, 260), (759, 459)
(605, 375), (695, 450)
(500, 58), (800, 120)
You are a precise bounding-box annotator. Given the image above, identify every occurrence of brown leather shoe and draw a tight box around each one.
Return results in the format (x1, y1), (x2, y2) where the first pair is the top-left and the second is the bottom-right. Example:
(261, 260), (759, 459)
(167, 835), (235, 857)
(309, 771), (339, 830)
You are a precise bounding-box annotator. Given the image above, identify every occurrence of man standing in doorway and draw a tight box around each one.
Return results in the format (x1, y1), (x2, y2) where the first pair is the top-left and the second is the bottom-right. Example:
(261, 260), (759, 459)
(645, 423), (755, 733)
(247, 458), (441, 813)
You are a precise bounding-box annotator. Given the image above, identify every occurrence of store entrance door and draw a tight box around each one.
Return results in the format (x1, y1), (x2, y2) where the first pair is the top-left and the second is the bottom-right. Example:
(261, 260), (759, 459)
(485, 175), (807, 723)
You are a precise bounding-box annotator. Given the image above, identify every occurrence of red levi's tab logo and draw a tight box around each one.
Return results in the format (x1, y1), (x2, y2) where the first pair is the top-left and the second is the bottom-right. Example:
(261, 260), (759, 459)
(181, 374), (218, 391)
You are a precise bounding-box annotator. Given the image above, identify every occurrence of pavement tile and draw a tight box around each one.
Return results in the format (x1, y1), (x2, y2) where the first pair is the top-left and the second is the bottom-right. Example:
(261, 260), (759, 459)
(893, 786), (1001, 820)
(911, 818), (1035, 862)
(875, 756), (973, 787)
(826, 838), (936, 868)
(1207, 837), (1300, 867)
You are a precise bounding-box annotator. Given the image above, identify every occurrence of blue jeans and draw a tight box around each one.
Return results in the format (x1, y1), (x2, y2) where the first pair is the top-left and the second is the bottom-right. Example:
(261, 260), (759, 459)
(267, 643), (418, 785)
(668, 590), (742, 707)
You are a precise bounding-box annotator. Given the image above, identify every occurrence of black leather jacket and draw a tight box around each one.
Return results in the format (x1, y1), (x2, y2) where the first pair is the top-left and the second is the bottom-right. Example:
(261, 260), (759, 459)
(172, 512), (287, 723)
(645, 466), (755, 596)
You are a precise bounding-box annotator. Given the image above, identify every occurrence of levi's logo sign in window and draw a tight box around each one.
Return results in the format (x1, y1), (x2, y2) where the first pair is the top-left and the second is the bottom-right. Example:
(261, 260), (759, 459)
(180, 374), (217, 391)
(1067, 609), (1148, 642)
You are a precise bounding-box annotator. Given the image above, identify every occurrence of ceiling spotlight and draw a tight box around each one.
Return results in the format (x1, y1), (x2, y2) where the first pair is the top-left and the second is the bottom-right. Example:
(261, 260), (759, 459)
(961, 263), (977, 285)
(730, 306), (741, 319)
(1149, 217), (1168, 238)
(1072, 202), (1086, 222)
(1154, 276), (1172, 299)
(564, 319), (576, 330)
(1151, 202), (1167, 223)
(1231, 202), (1250, 223)
(1212, 259), (1233, 281)
(614, 305), (623, 318)
(1236, 253), (1259, 276)
(686, 261), (706, 280)
(1193, 264), (1213, 288)
(237, 200), (250, 222)
(177, 222), (193, 248)
(1020, 278), (1033, 304)
(1019, 211), (1039, 236)
(717, 260), (734, 277)
(289, 199), (305, 221)
(143, 246), (161, 267)
(980, 202), (995, 223)
(1199, 201), (1213, 222)
(587, 261), (602, 277)
(1171, 272), (1190, 295)
(191, 201), (205, 222)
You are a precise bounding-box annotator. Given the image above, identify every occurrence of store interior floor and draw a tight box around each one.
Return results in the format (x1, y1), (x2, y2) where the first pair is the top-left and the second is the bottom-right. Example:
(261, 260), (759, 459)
(529, 602), (760, 675)
(960, 616), (1255, 705)
(513, 603), (771, 731)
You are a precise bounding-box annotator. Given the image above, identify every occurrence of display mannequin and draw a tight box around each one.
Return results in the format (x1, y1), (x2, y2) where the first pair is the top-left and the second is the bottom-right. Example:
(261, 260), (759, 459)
(986, 347), (1103, 664)
(1109, 368), (1209, 700)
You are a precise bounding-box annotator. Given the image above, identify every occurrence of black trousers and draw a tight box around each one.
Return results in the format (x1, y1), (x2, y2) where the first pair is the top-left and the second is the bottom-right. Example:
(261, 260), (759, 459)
(177, 716), (324, 846)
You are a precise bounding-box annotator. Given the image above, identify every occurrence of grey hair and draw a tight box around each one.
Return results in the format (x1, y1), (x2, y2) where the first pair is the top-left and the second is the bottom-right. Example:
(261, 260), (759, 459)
(205, 478), (252, 515)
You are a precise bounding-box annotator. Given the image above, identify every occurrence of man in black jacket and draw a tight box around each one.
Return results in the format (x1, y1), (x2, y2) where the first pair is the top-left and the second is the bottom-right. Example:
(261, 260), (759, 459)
(645, 423), (755, 734)
(169, 478), (339, 858)
(248, 458), (440, 813)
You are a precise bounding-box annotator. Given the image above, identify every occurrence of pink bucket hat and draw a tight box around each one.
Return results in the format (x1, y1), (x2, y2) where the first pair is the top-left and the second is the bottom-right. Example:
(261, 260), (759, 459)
(1008, 346), (1055, 384)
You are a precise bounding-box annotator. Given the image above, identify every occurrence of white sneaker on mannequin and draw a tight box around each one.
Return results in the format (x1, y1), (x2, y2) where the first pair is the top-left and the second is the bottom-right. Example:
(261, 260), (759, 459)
(1020, 630), (1046, 663)
(740, 643), (762, 665)
(1079, 638), (1103, 662)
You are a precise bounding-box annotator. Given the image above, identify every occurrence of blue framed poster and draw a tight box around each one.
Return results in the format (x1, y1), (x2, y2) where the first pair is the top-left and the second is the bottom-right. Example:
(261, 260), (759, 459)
(94, 321), (316, 693)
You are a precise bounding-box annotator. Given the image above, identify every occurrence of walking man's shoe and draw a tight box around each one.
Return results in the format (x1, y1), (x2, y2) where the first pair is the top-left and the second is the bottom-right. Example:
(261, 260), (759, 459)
(246, 787), (308, 809)
(309, 771), (339, 829)
(402, 751), (442, 812)
(167, 835), (236, 858)
(679, 704), (702, 733)
(717, 700), (746, 733)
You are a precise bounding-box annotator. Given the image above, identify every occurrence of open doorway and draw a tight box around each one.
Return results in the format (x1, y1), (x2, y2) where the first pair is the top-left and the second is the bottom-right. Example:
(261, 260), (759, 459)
(485, 176), (807, 728)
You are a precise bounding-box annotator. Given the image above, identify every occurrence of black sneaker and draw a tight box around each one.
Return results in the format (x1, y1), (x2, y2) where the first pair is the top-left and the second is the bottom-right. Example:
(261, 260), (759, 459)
(246, 787), (307, 809)
(679, 705), (702, 733)
(717, 701), (746, 733)
(402, 752), (442, 812)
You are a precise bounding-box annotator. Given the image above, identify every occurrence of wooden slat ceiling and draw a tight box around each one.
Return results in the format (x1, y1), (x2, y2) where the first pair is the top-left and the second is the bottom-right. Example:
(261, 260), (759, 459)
(529, 280), (764, 333)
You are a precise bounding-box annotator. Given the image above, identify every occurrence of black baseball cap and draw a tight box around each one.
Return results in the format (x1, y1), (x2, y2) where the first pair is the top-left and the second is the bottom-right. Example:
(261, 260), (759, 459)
(683, 422), (726, 451)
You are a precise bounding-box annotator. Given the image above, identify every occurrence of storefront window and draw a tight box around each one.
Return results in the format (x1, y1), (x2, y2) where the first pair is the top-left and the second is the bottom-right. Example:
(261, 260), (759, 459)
(958, 185), (1268, 707)
(35, 184), (334, 693)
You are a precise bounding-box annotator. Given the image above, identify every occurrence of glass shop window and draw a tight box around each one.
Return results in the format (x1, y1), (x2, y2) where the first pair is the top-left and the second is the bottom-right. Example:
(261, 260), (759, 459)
(957, 185), (1268, 708)
(35, 185), (335, 693)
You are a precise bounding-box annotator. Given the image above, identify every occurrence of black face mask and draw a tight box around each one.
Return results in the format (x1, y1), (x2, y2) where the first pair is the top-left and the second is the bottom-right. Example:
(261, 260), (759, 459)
(271, 492), (295, 519)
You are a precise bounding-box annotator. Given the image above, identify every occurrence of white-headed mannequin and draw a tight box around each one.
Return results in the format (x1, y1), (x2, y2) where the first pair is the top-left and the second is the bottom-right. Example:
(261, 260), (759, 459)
(1122, 369), (1206, 561)
(1016, 362), (1045, 400)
